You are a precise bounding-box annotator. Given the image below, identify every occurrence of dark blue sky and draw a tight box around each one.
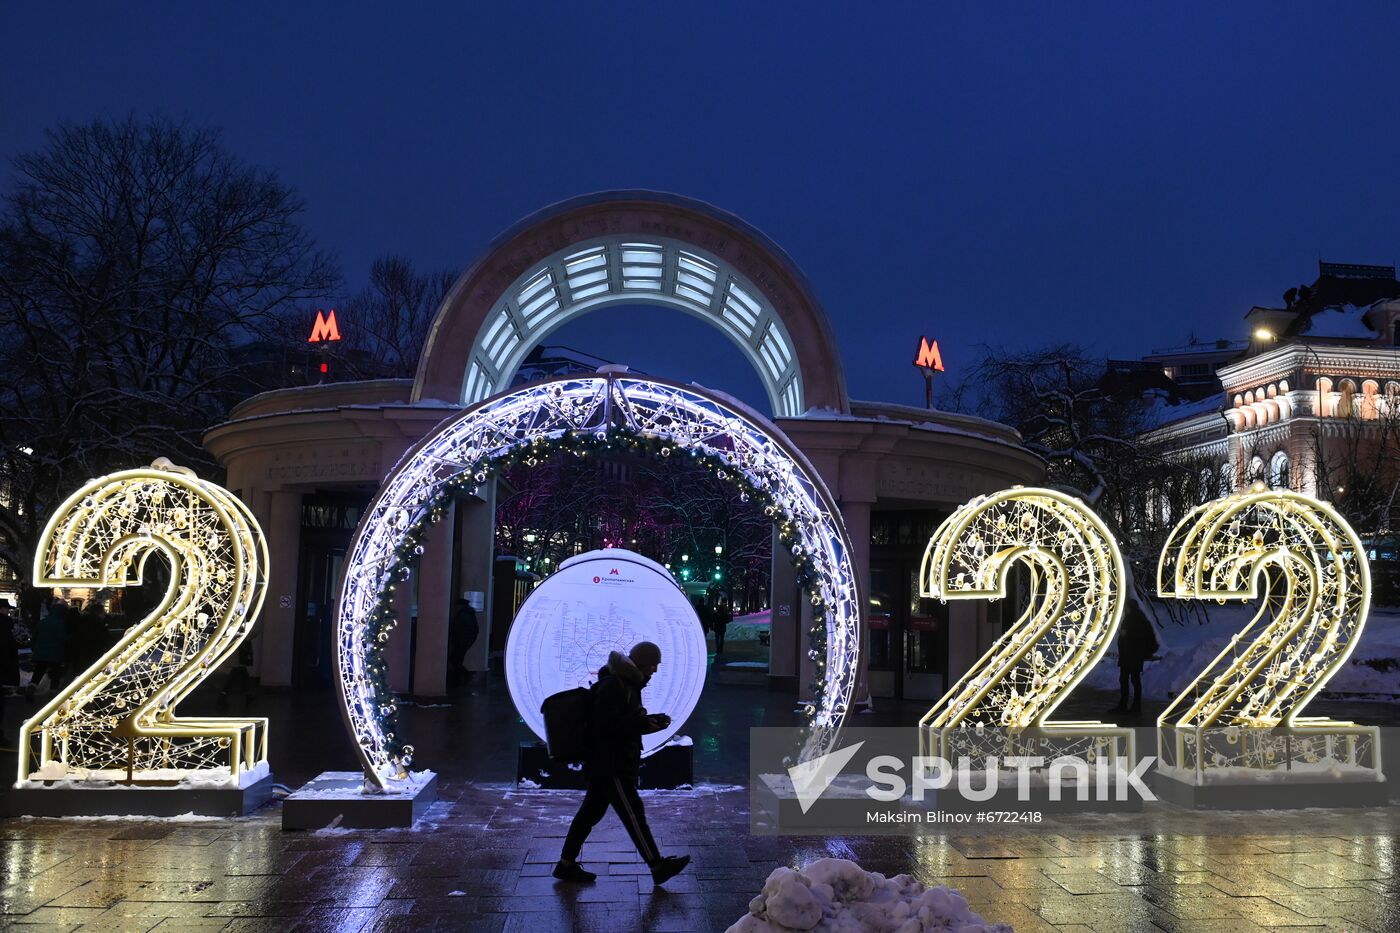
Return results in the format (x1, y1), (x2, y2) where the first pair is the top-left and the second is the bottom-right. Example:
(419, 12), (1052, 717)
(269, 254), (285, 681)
(5, 3), (1400, 412)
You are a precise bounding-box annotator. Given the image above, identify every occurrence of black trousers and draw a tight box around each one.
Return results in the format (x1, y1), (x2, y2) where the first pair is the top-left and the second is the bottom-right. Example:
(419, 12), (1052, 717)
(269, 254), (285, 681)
(1119, 668), (1142, 710)
(562, 776), (659, 864)
(29, 661), (63, 691)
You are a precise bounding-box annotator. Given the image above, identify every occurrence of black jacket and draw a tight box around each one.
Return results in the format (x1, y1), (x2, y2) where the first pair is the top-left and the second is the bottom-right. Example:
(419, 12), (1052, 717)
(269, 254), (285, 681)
(1117, 601), (1159, 674)
(587, 651), (653, 779)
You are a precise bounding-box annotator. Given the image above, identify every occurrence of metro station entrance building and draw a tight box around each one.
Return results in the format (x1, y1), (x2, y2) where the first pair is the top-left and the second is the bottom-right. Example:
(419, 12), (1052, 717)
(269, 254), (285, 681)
(204, 192), (1042, 706)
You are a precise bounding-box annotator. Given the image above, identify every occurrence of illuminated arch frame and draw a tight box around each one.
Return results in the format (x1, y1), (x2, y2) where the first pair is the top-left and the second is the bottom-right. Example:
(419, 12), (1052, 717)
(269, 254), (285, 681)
(337, 372), (862, 788)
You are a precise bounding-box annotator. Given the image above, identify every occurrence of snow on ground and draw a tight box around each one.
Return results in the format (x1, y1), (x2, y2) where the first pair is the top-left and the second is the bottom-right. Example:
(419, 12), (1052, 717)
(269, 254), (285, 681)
(726, 857), (1009, 932)
(727, 610), (771, 642)
(1086, 601), (1400, 700)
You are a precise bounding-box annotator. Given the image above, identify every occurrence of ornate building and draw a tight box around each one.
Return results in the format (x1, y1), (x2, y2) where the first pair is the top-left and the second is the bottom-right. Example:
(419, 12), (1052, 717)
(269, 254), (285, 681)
(1139, 261), (1400, 557)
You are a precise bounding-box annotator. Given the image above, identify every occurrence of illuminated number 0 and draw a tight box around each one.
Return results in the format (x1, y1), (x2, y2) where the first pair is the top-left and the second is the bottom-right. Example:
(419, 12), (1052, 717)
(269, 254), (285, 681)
(18, 461), (269, 784)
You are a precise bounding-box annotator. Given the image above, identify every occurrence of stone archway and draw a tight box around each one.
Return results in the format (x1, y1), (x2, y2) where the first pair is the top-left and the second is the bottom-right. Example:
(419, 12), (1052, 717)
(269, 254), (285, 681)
(337, 373), (862, 788)
(413, 191), (849, 418)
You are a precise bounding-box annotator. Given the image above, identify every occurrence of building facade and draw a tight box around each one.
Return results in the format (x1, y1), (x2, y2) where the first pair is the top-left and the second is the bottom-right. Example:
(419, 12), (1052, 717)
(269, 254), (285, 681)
(1138, 262), (1400, 587)
(204, 192), (1044, 707)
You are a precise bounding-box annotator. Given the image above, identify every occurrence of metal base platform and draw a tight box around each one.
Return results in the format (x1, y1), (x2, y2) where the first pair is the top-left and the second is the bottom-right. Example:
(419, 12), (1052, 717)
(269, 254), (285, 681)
(1152, 770), (1389, 810)
(280, 770), (438, 830)
(8, 774), (276, 818)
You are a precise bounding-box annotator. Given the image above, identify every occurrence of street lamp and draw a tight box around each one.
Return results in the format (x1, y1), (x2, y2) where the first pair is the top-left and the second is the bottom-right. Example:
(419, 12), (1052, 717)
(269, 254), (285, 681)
(714, 545), (723, 555)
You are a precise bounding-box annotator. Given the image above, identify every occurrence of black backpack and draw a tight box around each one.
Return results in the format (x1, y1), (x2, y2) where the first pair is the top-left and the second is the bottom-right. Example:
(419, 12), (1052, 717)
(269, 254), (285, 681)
(541, 685), (594, 763)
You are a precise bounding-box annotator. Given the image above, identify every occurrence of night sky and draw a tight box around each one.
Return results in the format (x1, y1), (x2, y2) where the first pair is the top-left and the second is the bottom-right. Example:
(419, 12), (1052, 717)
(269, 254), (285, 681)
(5, 3), (1400, 413)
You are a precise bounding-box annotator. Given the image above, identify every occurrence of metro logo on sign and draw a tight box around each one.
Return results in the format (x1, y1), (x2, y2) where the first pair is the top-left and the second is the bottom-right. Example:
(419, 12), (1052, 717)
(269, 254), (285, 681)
(308, 309), (341, 343)
(913, 337), (943, 372)
(609, 568), (620, 575)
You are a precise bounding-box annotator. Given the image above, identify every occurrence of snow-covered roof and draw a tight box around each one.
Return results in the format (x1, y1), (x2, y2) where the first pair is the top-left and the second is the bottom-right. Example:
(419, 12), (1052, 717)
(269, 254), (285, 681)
(1139, 390), (1224, 430)
(1303, 304), (1377, 340)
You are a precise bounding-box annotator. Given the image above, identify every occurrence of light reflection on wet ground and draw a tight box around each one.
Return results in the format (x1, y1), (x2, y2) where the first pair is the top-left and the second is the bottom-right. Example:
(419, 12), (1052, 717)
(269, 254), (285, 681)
(2, 674), (1397, 931)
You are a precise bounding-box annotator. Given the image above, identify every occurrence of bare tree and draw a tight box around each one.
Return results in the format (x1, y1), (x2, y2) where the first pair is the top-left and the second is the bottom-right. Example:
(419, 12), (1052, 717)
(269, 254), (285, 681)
(964, 345), (1148, 503)
(333, 256), (454, 379)
(0, 115), (338, 584)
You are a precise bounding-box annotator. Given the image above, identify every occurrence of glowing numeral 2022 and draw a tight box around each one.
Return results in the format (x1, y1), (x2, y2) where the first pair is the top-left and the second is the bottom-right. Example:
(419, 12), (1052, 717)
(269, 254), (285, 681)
(18, 461), (269, 784)
(1157, 487), (1370, 730)
(919, 488), (1127, 733)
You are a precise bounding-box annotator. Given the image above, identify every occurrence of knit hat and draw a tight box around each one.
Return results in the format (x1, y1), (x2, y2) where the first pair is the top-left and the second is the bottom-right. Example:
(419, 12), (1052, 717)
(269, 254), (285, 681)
(630, 641), (662, 667)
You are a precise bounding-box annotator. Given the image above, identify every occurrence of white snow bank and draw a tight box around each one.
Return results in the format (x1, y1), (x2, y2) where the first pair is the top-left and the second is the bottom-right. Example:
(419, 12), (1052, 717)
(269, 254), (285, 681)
(19, 812), (226, 822)
(1087, 602), (1400, 700)
(726, 858), (1010, 933)
(16, 761), (270, 790)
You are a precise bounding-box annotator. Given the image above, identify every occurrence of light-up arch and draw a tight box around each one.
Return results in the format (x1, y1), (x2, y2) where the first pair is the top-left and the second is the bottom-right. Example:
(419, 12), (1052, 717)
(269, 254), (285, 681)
(413, 192), (850, 419)
(337, 372), (862, 788)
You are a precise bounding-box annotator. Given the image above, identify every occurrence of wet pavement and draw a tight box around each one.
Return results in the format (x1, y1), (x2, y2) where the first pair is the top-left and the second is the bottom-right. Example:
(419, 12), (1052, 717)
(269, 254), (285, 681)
(2, 672), (1400, 932)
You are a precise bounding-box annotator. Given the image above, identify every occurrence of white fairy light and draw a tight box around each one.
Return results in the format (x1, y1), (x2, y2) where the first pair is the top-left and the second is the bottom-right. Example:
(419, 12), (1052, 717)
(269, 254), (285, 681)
(918, 487), (1131, 763)
(1156, 485), (1378, 778)
(336, 373), (861, 789)
(18, 462), (269, 784)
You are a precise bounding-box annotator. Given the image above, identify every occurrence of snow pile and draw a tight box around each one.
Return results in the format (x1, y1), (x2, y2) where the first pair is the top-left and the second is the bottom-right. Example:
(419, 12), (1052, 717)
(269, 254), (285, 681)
(1086, 602), (1400, 700)
(16, 761), (270, 790)
(1305, 304), (1376, 339)
(726, 858), (1010, 933)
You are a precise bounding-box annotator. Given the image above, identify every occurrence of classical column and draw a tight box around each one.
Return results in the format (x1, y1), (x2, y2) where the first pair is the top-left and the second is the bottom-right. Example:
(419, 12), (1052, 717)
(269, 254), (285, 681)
(946, 602), (981, 688)
(257, 490), (301, 687)
(456, 482), (496, 674)
(839, 498), (873, 709)
(411, 505), (455, 697)
(768, 527), (800, 691)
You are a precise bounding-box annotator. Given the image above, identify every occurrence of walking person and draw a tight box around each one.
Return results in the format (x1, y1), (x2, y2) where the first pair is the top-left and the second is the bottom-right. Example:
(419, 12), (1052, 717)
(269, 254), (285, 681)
(447, 598), (479, 687)
(0, 602), (18, 748)
(219, 633), (257, 707)
(554, 641), (690, 886)
(1112, 598), (1158, 716)
(710, 597), (731, 658)
(25, 598), (68, 701)
(690, 595), (711, 660)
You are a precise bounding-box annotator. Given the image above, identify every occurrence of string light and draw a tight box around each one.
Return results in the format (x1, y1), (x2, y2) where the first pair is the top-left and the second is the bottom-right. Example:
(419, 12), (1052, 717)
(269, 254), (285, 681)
(18, 461), (269, 784)
(918, 487), (1130, 764)
(1156, 484), (1378, 778)
(336, 373), (861, 789)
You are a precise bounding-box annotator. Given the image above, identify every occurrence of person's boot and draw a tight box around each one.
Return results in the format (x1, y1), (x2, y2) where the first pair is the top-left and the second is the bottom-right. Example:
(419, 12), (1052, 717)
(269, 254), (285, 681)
(552, 860), (597, 883)
(650, 854), (691, 886)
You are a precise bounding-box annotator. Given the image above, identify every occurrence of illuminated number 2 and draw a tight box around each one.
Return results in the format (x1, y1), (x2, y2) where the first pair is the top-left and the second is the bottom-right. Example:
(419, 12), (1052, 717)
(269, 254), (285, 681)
(18, 461), (269, 784)
(919, 487), (1126, 729)
(1156, 486), (1370, 729)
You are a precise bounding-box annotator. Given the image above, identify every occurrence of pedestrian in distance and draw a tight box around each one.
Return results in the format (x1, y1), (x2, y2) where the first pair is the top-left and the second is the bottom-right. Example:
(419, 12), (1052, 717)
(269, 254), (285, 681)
(554, 641), (690, 886)
(447, 597), (479, 687)
(1111, 598), (1159, 716)
(0, 602), (17, 749)
(690, 595), (711, 658)
(710, 597), (731, 658)
(26, 598), (68, 701)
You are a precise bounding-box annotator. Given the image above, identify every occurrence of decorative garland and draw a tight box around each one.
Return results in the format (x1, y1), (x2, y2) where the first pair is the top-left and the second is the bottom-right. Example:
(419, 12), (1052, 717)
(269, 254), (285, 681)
(362, 426), (834, 769)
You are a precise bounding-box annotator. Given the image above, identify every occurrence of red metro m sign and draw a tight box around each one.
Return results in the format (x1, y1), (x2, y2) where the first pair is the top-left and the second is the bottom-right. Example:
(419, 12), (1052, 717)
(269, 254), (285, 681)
(308, 309), (341, 343)
(913, 337), (943, 410)
(913, 336), (943, 373)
